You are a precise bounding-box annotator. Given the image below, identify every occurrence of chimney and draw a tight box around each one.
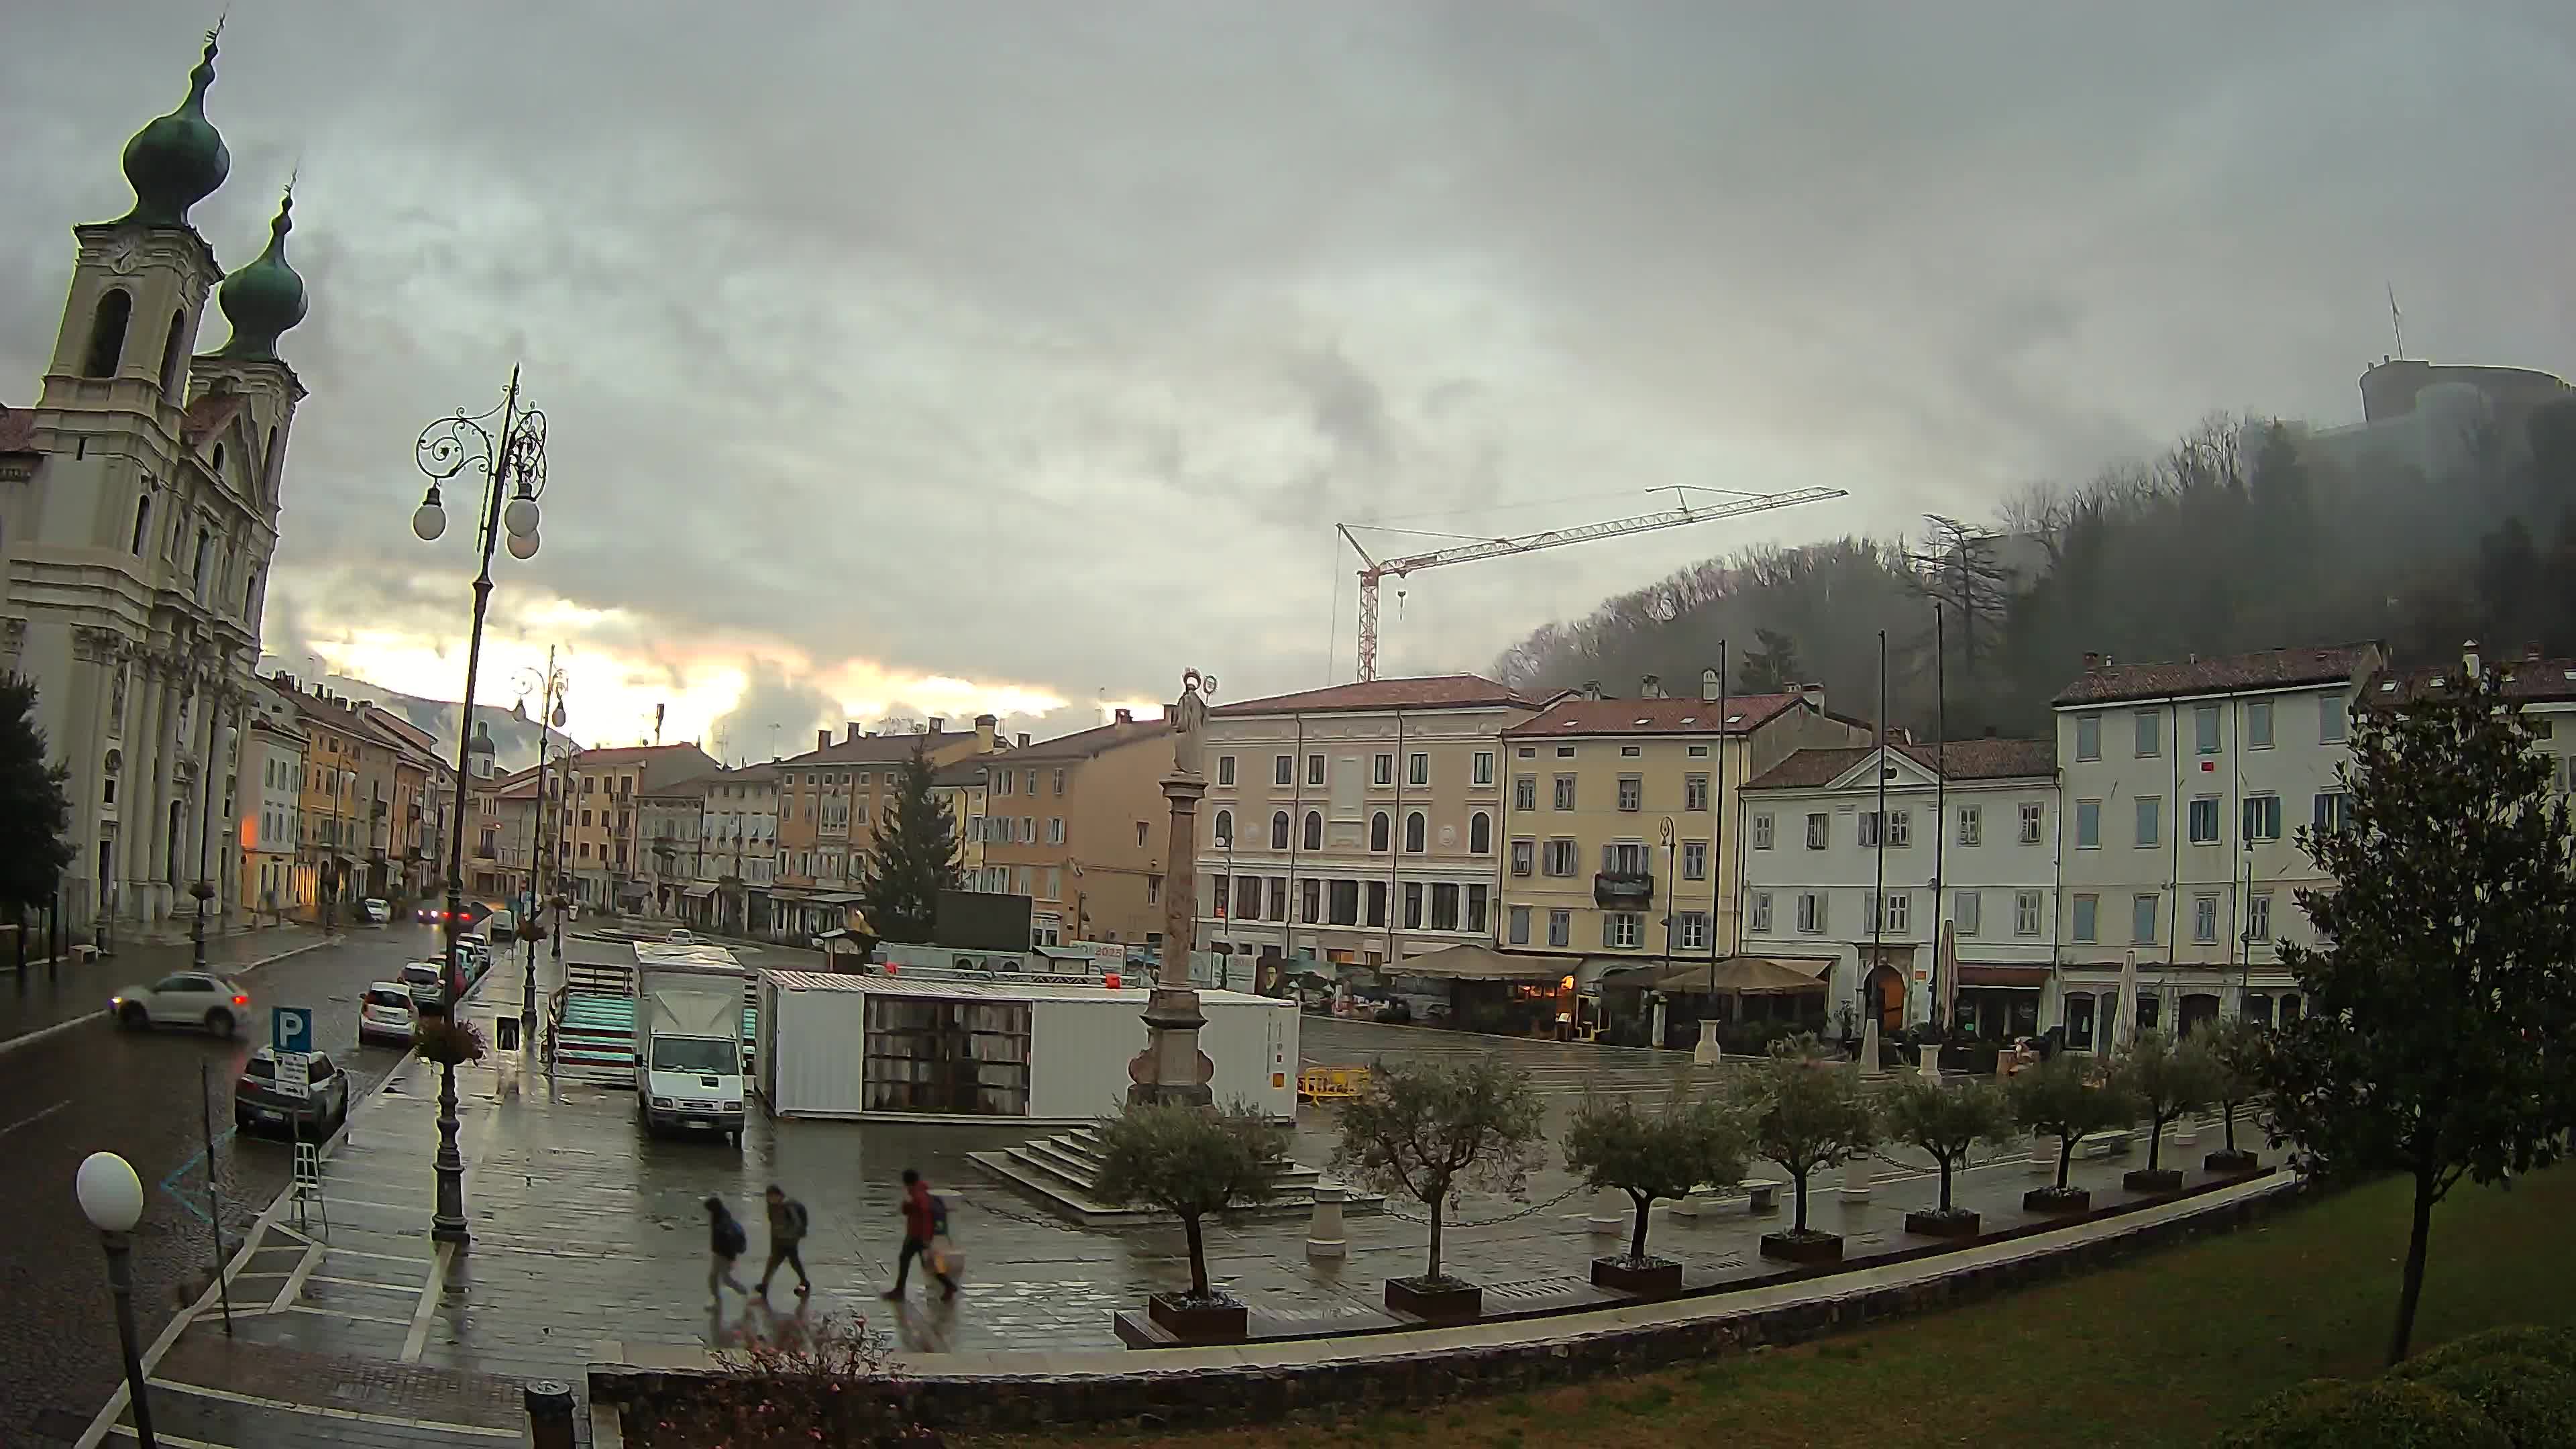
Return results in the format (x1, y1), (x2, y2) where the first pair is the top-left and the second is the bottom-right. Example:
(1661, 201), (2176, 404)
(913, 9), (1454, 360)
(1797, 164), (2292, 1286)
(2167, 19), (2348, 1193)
(975, 713), (998, 751)
(2082, 651), (2102, 673)
(1017, 732), (1031, 748)
(847, 720), (862, 743)
(1700, 667), (1720, 702)
(2463, 639), (2481, 679)
(928, 716), (946, 734)
(816, 729), (832, 752)
(1640, 674), (1662, 699)
(1114, 708), (1133, 724)
(1582, 680), (1603, 701)
(1801, 682), (1827, 712)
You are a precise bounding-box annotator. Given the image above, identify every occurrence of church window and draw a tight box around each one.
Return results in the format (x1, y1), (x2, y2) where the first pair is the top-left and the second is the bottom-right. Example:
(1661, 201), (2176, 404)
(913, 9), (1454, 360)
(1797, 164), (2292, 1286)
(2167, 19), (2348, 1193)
(129, 494), (152, 555)
(84, 290), (133, 378)
(157, 309), (188, 394)
(211, 443), (225, 478)
(193, 527), (212, 594)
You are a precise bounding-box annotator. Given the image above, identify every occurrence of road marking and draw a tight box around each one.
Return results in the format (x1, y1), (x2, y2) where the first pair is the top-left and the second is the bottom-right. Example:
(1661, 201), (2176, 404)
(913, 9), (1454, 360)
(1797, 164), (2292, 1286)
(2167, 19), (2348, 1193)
(401, 1238), (456, 1362)
(282, 1302), (416, 1326)
(0, 1098), (70, 1139)
(272, 1243), (323, 1312)
(147, 1379), (519, 1438)
(322, 1245), (434, 1265)
(109, 1427), (229, 1448)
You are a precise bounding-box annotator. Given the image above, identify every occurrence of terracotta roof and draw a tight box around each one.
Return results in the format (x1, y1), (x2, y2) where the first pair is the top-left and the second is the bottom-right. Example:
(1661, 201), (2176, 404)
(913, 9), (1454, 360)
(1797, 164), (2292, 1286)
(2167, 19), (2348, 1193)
(572, 743), (717, 766)
(1003, 717), (1170, 761)
(2051, 644), (2380, 707)
(2373, 655), (2576, 706)
(773, 730), (984, 767)
(180, 391), (248, 445)
(1212, 674), (1546, 716)
(1744, 738), (2056, 791)
(0, 406), (36, 453)
(268, 678), (374, 739)
(1503, 693), (1804, 738)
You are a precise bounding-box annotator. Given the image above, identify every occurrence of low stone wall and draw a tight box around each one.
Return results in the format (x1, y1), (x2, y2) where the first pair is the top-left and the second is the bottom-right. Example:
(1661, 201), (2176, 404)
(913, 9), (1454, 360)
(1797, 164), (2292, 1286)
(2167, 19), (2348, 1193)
(596, 1173), (2308, 1436)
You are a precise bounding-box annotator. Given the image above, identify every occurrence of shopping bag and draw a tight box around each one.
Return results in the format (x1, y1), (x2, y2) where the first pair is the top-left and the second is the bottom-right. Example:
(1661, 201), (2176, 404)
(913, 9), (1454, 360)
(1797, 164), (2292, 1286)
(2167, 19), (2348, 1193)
(928, 1234), (965, 1280)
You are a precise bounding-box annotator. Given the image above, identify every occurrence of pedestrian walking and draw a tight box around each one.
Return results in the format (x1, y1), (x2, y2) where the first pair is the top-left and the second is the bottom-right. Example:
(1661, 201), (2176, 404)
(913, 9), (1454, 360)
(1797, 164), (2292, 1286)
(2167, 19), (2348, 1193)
(882, 1168), (957, 1301)
(704, 1195), (751, 1301)
(755, 1183), (812, 1297)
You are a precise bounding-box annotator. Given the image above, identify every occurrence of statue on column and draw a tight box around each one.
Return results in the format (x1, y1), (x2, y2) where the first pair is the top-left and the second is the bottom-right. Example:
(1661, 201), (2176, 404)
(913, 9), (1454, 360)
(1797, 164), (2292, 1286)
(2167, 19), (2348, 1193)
(1170, 669), (1215, 778)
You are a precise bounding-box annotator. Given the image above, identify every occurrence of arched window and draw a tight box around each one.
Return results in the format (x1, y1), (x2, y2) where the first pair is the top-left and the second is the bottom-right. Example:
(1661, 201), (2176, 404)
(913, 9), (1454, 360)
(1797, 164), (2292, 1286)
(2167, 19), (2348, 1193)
(244, 567), (261, 620)
(262, 425), (280, 500)
(1405, 811), (1427, 853)
(1270, 811), (1290, 850)
(1212, 809), (1232, 848)
(193, 527), (212, 594)
(83, 290), (133, 378)
(211, 442), (225, 479)
(129, 494), (152, 555)
(1370, 811), (1390, 853)
(1302, 810), (1322, 851)
(158, 309), (188, 394)
(1469, 810), (1493, 855)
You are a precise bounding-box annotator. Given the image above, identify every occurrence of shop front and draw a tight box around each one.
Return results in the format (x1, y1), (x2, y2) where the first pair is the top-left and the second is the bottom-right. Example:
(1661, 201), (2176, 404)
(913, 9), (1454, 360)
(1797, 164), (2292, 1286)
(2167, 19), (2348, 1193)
(1387, 944), (1582, 1036)
(1951, 963), (2048, 1044)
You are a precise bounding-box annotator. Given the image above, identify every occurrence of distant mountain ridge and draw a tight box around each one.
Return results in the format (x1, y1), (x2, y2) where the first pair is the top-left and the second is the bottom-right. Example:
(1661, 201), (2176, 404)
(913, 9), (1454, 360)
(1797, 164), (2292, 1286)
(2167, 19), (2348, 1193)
(258, 661), (582, 775)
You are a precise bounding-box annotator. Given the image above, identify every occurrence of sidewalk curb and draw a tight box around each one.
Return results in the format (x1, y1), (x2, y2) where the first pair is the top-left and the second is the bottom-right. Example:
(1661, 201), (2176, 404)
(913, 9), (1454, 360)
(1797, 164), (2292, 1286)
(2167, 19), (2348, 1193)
(0, 936), (329, 1060)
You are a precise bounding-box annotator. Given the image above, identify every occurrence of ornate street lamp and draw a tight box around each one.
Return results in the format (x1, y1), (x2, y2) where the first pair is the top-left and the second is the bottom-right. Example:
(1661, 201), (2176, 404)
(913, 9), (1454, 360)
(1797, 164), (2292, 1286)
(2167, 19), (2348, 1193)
(411, 368), (549, 1246)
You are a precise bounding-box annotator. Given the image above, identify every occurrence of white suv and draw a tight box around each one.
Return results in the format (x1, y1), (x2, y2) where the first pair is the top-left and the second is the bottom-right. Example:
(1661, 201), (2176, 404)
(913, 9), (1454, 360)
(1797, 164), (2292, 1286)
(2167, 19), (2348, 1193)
(358, 982), (419, 1046)
(111, 973), (252, 1036)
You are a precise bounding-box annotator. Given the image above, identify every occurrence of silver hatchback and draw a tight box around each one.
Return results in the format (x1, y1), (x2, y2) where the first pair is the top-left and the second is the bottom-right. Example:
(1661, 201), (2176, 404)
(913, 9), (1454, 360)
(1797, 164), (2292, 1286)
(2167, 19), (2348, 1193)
(111, 973), (252, 1036)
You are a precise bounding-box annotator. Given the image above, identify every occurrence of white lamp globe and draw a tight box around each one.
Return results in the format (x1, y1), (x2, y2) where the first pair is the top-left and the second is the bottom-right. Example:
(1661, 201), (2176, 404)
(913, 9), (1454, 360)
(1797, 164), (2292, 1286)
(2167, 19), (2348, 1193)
(505, 529), (539, 561)
(502, 495), (540, 538)
(76, 1151), (145, 1233)
(412, 500), (446, 543)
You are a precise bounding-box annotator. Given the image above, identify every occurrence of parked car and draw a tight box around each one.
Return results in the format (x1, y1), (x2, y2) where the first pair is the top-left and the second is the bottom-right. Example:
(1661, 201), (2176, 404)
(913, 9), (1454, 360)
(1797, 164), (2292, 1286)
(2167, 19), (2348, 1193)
(360, 898), (392, 924)
(456, 935), (494, 980)
(486, 908), (518, 942)
(234, 1047), (349, 1138)
(398, 960), (446, 1008)
(667, 928), (695, 944)
(358, 982), (420, 1046)
(111, 973), (252, 1036)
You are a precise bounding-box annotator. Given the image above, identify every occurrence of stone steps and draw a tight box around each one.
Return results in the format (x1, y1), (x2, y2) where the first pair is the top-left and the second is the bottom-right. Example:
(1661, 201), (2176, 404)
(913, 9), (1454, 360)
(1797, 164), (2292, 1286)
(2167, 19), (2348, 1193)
(967, 1124), (1382, 1226)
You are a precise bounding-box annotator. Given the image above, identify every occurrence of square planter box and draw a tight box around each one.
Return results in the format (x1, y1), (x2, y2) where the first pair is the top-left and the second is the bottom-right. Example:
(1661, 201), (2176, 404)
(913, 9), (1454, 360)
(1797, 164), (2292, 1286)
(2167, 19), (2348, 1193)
(2023, 1187), (2092, 1214)
(2204, 1148), (2261, 1175)
(1385, 1276), (1482, 1322)
(1146, 1293), (1247, 1344)
(2123, 1167), (2185, 1194)
(1591, 1255), (1684, 1297)
(1903, 1208), (1983, 1238)
(1759, 1230), (1844, 1265)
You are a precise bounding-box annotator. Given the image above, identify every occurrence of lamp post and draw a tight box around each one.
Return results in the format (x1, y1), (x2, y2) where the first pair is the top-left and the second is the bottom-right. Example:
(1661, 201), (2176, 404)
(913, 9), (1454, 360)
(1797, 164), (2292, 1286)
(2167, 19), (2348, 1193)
(411, 368), (549, 1246)
(517, 654), (568, 1042)
(76, 1151), (157, 1448)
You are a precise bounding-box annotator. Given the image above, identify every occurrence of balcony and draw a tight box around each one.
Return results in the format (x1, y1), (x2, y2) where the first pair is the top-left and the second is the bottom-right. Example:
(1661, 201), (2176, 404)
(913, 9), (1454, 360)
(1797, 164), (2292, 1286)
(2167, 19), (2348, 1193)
(1593, 871), (1655, 909)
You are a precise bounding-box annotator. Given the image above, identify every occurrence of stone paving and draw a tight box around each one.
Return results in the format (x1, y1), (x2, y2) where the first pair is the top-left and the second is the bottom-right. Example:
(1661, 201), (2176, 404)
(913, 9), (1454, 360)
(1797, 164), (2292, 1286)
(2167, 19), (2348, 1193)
(87, 947), (2271, 1447)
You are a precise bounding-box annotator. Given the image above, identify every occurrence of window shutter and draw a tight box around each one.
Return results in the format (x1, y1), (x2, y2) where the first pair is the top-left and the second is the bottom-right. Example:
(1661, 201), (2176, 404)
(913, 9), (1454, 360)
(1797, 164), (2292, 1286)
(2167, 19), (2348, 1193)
(1601, 843), (1615, 873)
(1601, 914), (1615, 948)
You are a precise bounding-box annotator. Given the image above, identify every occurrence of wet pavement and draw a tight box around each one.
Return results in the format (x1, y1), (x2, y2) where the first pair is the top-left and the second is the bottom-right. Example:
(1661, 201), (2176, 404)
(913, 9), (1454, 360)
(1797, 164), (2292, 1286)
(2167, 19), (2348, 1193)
(73, 951), (2273, 1448)
(0, 922), (480, 1446)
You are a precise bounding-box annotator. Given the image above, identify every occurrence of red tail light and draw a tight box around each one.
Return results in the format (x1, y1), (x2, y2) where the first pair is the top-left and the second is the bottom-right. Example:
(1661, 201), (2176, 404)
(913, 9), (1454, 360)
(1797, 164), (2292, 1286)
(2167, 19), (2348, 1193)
(233, 994), (250, 1006)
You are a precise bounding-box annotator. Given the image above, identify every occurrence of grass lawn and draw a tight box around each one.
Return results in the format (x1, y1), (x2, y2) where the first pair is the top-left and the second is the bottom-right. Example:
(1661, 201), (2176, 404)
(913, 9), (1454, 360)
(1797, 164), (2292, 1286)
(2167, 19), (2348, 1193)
(968, 1165), (2576, 1449)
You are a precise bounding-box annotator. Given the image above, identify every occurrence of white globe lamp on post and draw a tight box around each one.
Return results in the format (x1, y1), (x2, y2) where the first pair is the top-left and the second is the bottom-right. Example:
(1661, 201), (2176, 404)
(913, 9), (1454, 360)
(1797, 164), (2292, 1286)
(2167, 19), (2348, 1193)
(76, 1151), (158, 1448)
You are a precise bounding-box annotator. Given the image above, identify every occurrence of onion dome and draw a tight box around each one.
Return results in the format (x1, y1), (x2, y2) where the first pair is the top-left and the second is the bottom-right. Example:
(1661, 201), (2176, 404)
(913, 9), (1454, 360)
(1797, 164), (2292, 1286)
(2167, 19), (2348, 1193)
(215, 189), (308, 362)
(115, 30), (231, 229)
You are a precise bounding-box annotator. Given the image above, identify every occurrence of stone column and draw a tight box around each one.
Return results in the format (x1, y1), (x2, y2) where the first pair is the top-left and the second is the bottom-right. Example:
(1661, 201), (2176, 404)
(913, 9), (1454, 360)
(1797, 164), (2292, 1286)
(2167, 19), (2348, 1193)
(1126, 770), (1214, 1109)
(143, 661), (178, 920)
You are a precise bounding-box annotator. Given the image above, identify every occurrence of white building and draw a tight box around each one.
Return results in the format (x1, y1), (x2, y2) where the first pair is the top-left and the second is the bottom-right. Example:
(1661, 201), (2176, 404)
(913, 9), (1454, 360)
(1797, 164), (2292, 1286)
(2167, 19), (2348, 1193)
(1193, 675), (1548, 969)
(1737, 737), (2058, 1040)
(0, 34), (309, 930)
(2050, 643), (2385, 1050)
(696, 764), (779, 935)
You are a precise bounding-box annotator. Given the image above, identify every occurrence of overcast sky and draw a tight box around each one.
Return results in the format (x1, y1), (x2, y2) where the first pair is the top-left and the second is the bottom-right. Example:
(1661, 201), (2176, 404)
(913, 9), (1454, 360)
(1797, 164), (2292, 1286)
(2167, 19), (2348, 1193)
(7, 2), (2571, 757)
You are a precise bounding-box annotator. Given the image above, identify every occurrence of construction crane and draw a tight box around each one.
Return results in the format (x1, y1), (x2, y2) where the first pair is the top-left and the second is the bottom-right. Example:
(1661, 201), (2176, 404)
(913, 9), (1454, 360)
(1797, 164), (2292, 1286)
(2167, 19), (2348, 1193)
(1336, 485), (1848, 681)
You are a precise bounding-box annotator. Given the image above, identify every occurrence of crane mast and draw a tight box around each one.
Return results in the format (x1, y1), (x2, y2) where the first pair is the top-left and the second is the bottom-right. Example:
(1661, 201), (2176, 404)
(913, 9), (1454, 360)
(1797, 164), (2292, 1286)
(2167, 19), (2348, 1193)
(1338, 486), (1847, 681)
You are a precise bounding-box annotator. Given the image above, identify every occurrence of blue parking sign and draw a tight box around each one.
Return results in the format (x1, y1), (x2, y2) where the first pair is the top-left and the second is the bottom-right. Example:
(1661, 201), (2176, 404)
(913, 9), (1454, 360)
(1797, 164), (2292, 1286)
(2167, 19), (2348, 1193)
(270, 1006), (313, 1055)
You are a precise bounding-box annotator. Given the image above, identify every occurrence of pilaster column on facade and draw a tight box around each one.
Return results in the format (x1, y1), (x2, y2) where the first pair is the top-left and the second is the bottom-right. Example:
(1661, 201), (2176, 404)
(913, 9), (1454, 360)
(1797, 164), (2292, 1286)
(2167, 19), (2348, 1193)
(142, 661), (178, 916)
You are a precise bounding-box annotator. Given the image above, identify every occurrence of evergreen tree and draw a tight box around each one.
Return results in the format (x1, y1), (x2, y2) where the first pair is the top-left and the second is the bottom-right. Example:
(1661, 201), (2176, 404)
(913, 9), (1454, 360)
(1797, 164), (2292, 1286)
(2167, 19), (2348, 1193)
(2258, 663), (2576, 1365)
(0, 677), (76, 916)
(856, 743), (959, 945)
(1734, 628), (1801, 693)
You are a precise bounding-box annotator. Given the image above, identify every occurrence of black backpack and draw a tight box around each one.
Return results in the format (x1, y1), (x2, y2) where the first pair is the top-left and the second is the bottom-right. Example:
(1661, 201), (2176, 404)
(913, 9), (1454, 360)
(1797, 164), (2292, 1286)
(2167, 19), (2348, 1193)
(716, 1215), (747, 1257)
(928, 1193), (950, 1236)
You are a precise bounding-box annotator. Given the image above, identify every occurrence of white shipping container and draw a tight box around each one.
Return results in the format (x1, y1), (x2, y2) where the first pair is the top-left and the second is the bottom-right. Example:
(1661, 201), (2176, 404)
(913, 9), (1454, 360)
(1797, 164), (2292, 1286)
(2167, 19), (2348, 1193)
(757, 971), (1297, 1122)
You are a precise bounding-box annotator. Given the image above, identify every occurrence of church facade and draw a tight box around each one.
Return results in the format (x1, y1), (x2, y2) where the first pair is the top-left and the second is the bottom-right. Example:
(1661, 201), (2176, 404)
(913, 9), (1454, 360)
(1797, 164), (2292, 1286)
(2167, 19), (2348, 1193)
(0, 30), (310, 931)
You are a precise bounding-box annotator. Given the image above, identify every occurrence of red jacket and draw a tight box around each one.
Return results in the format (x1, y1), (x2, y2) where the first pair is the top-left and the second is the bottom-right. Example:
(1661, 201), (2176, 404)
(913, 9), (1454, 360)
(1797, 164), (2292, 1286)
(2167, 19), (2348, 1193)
(902, 1181), (935, 1241)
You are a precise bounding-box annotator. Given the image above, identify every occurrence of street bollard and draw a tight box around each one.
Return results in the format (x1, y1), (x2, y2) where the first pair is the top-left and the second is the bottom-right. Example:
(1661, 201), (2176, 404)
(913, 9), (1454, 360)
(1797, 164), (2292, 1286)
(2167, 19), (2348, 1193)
(2029, 1132), (2057, 1177)
(524, 1379), (576, 1449)
(1692, 1021), (1721, 1067)
(1837, 1155), (1872, 1203)
(1587, 1187), (1625, 1234)
(1304, 1182), (1347, 1261)
(2174, 1116), (2199, 1149)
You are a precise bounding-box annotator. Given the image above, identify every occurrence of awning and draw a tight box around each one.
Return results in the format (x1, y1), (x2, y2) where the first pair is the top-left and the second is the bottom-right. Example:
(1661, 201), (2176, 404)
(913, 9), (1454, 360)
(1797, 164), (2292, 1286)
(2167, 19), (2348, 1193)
(1387, 944), (1580, 981)
(1636, 955), (1833, 996)
(1957, 963), (2050, 988)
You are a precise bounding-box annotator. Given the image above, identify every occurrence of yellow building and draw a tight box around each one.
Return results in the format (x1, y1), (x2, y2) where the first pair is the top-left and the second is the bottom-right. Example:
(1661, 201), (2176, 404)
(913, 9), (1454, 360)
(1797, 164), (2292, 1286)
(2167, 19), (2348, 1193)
(1497, 673), (1870, 974)
(979, 710), (1172, 947)
(931, 756), (998, 893)
(770, 715), (1001, 938)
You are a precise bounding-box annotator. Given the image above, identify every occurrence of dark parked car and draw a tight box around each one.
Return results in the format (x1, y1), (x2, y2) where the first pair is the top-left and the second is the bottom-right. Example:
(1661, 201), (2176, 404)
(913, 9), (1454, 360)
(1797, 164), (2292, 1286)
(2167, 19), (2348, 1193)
(235, 1047), (349, 1138)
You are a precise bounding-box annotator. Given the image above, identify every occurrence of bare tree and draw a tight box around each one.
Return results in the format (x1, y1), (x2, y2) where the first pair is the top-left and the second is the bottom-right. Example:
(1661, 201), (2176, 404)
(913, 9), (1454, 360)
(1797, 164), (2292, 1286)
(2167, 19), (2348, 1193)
(1909, 514), (2014, 677)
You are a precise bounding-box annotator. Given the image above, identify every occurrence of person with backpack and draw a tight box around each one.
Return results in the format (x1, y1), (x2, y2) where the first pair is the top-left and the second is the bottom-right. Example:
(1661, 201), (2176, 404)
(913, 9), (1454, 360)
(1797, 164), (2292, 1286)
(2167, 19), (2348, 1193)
(756, 1183), (812, 1297)
(704, 1195), (751, 1301)
(883, 1168), (957, 1301)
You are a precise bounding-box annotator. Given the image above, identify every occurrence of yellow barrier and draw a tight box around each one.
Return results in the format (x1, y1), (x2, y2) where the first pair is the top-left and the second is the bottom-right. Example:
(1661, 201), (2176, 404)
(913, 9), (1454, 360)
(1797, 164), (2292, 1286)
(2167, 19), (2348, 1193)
(1297, 1065), (1372, 1102)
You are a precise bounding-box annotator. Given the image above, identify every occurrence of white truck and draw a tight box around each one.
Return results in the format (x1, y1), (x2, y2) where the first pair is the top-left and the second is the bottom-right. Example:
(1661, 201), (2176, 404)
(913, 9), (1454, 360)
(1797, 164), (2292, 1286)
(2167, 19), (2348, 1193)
(633, 943), (749, 1147)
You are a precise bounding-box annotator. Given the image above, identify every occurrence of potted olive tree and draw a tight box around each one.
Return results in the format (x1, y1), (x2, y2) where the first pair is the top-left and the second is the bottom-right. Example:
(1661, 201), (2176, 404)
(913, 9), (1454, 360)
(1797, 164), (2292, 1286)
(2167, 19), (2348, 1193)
(1882, 1074), (2016, 1238)
(2114, 1030), (2222, 1193)
(1746, 1034), (1879, 1264)
(1563, 1092), (1750, 1297)
(1334, 1057), (1545, 1322)
(2200, 1017), (2267, 1174)
(2009, 1053), (2139, 1214)
(1093, 1101), (1291, 1343)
